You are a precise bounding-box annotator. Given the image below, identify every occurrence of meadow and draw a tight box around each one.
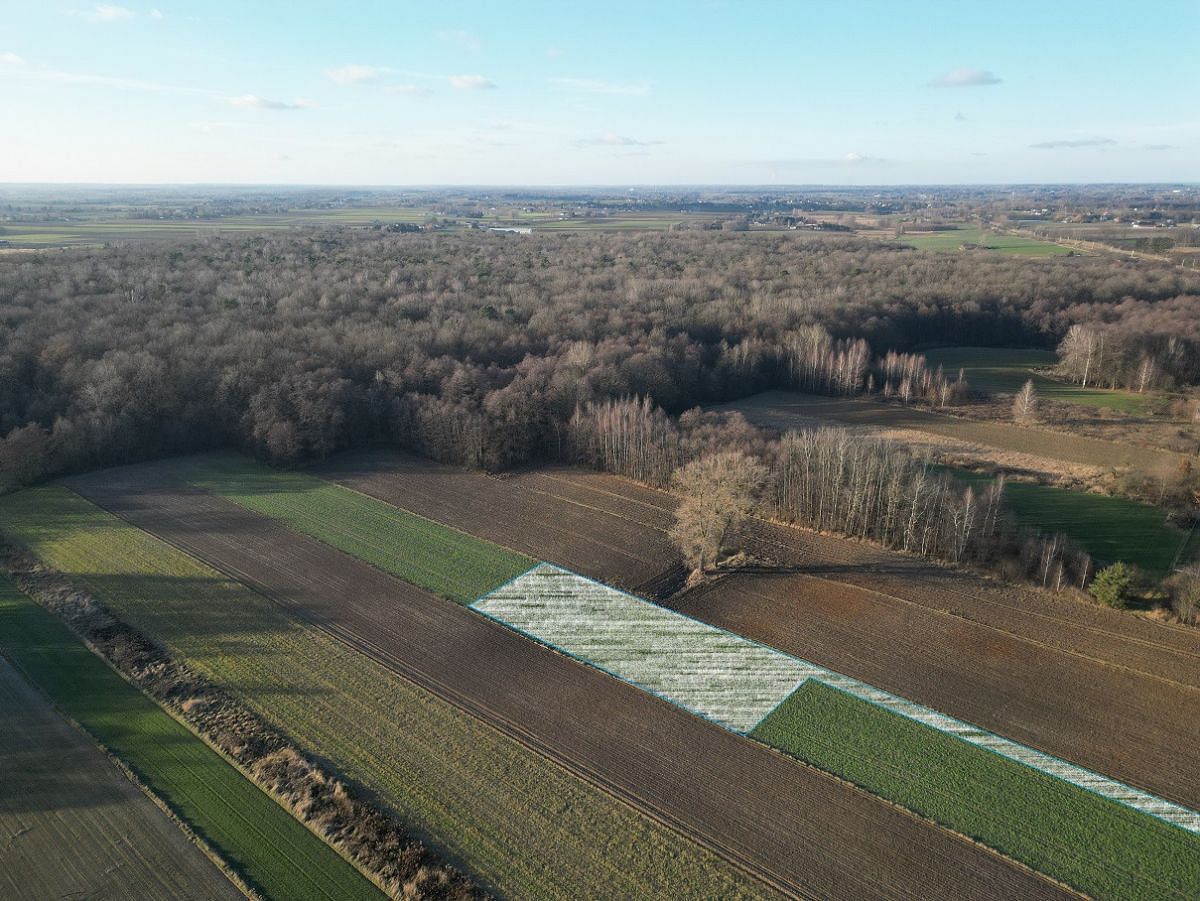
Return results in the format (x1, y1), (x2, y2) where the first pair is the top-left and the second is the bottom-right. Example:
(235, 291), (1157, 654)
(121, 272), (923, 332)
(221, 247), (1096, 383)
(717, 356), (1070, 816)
(0, 572), (380, 901)
(167, 452), (534, 603)
(899, 227), (1073, 256)
(0, 485), (769, 901)
(923, 346), (1148, 411)
(948, 468), (1188, 575)
(752, 680), (1200, 901)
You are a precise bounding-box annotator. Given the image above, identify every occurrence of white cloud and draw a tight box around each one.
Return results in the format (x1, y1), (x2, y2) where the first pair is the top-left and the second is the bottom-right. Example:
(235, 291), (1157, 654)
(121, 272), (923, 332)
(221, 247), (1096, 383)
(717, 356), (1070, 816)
(82, 4), (135, 22)
(272, 152), (292, 162)
(579, 133), (662, 147)
(0, 52), (23, 66)
(551, 77), (649, 96)
(387, 84), (432, 98)
(149, 7), (162, 18)
(190, 120), (241, 134)
(436, 30), (482, 51)
(545, 47), (565, 59)
(1029, 137), (1116, 149)
(929, 67), (1001, 87)
(229, 94), (315, 110)
(325, 64), (385, 85)
(449, 74), (495, 90)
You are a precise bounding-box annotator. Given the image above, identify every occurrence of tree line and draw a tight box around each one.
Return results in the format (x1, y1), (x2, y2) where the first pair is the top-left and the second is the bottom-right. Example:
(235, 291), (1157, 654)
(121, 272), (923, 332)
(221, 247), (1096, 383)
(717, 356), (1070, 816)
(1, 229), (1198, 490)
(569, 397), (1092, 591)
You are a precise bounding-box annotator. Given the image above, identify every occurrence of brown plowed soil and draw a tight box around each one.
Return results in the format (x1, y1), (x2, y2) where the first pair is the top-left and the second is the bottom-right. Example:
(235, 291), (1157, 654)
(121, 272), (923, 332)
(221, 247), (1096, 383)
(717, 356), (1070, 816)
(317, 449), (1200, 811)
(70, 467), (1066, 901)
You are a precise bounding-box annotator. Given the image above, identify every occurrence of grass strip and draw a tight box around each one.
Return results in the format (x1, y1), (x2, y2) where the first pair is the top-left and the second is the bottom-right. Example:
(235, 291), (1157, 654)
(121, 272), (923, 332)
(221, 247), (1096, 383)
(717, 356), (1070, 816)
(947, 467), (1185, 576)
(923, 346), (1146, 412)
(752, 680), (1200, 900)
(0, 485), (769, 901)
(166, 452), (534, 603)
(0, 572), (381, 901)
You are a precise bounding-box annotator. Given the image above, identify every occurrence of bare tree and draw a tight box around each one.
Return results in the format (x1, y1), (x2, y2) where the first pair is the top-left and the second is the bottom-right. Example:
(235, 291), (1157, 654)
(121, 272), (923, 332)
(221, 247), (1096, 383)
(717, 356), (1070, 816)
(669, 452), (767, 572)
(1012, 379), (1039, 423)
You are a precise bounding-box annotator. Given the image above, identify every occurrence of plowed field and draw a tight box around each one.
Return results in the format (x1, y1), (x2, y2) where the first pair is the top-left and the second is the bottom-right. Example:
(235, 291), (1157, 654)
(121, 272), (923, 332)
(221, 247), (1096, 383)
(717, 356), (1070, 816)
(319, 451), (1200, 812)
(70, 466), (1065, 901)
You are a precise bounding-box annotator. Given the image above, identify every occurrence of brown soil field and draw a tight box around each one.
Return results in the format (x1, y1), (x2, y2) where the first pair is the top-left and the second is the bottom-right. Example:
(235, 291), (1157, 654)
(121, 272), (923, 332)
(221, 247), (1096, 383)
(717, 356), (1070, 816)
(316, 449), (683, 595)
(710, 390), (1188, 473)
(320, 450), (1200, 811)
(70, 468), (1065, 901)
(0, 656), (241, 901)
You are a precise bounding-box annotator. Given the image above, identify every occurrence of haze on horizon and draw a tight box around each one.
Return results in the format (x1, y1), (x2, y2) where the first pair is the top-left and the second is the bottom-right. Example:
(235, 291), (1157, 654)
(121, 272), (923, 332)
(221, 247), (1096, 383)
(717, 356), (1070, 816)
(2, 0), (1197, 186)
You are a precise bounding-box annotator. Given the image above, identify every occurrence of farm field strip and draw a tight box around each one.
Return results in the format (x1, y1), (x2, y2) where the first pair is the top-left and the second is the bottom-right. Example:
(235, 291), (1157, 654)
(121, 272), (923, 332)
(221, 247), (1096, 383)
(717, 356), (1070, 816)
(922, 347), (1146, 412)
(945, 467), (1186, 575)
(0, 566), (381, 901)
(474, 563), (808, 732)
(164, 453), (533, 602)
(64, 469), (1065, 901)
(473, 562), (1200, 836)
(753, 681), (1200, 901)
(0, 644), (242, 901)
(3, 483), (776, 901)
(712, 389), (1186, 471)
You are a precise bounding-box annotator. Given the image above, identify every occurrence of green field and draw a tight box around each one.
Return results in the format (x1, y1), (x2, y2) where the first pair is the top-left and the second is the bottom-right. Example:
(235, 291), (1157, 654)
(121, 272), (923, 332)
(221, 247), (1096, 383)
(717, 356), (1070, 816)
(753, 680), (1200, 900)
(0, 485), (768, 901)
(924, 346), (1147, 411)
(900, 227), (1073, 256)
(0, 651), (243, 900)
(0, 208), (435, 248)
(947, 468), (1186, 575)
(168, 452), (533, 603)
(0, 573), (381, 901)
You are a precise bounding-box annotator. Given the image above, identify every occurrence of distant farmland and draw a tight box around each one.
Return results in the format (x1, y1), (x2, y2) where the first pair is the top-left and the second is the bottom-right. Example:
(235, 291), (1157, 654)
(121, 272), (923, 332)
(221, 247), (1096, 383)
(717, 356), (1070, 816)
(0, 636), (242, 901)
(900, 227), (1073, 256)
(924, 347), (1148, 412)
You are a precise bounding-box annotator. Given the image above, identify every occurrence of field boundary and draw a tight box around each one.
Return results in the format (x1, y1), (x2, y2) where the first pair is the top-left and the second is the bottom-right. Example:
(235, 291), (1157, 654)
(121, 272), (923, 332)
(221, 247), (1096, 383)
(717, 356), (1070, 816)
(473, 562), (1200, 836)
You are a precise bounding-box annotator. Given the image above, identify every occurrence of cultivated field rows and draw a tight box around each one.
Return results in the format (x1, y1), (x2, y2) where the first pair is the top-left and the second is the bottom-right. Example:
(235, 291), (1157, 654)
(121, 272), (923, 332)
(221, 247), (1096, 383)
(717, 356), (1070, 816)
(12, 483), (771, 901)
(0, 655), (242, 901)
(69, 465), (1066, 900)
(319, 450), (1200, 812)
(475, 563), (1200, 834)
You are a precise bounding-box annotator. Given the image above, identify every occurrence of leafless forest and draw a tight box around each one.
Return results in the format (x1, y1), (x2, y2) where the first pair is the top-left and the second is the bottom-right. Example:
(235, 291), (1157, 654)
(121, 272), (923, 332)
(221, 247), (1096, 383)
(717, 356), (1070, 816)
(2, 230), (1197, 490)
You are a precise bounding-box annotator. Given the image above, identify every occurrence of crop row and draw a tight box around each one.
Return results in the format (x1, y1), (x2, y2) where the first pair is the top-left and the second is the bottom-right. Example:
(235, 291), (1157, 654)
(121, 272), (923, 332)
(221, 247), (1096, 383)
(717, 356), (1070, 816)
(167, 453), (534, 602)
(0, 571), (379, 901)
(0, 484), (769, 901)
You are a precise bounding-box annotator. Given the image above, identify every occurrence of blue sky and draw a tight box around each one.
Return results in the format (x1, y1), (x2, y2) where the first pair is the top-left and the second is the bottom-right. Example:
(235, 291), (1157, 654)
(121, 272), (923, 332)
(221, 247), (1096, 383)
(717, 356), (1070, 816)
(2, 1), (1196, 184)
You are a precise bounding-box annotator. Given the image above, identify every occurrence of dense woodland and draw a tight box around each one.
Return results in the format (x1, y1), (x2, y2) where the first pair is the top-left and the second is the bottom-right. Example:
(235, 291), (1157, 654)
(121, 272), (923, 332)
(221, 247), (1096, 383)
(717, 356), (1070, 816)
(1, 229), (1198, 490)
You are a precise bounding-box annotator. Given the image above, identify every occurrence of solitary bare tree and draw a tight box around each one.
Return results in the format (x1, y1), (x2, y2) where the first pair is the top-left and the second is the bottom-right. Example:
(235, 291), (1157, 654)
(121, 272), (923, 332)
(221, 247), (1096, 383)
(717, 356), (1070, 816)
(669, 451), (767, 573)
(1012, 379), (1038, 423)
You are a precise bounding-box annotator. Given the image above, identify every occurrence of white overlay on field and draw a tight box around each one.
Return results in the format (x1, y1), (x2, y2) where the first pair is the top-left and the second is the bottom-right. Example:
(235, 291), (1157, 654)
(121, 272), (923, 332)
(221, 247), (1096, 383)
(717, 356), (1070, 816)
(473, 563), (808, 732)
(474, 562), (1200, 835)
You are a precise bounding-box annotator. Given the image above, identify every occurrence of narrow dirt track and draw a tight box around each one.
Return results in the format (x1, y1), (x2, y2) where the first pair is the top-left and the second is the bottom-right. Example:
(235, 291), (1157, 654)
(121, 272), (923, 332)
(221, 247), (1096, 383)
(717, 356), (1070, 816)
(70, 469), (1069, 901)
(316, 449), (1200, 811)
